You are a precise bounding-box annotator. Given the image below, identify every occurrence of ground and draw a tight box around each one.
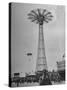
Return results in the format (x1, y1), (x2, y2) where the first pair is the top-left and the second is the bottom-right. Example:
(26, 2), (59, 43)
(11, 81), (65, 87)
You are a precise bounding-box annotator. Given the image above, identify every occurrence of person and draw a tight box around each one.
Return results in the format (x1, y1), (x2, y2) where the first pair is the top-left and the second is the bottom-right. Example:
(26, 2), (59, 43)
(39, 70), (52, 85)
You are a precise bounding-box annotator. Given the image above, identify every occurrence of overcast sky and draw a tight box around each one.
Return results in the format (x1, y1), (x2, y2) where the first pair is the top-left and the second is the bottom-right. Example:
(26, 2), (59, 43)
(11, 3), (65, 74)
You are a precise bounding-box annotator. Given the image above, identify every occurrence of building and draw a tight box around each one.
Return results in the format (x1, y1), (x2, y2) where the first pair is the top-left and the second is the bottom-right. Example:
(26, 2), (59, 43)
(57, 54), (65, 81)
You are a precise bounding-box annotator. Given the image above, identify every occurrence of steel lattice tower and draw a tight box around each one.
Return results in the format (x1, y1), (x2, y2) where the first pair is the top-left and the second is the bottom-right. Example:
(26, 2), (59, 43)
(28, 9), (53, 72)
(36, 24), (47, 71)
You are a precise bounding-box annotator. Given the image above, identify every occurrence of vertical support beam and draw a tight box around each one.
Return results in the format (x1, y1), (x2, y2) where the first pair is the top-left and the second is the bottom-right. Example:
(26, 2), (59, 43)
(36, 24), (47, 72)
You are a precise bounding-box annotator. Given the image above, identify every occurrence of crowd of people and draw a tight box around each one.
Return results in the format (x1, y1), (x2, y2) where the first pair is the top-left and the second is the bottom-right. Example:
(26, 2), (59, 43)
(11, 70), (65, 87)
